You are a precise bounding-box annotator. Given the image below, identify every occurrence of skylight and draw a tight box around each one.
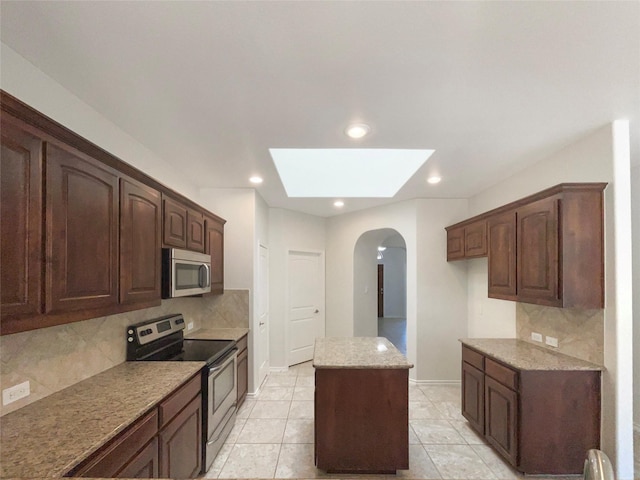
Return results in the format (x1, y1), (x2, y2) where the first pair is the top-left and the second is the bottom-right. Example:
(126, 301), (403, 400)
(269, 149), (434, 198)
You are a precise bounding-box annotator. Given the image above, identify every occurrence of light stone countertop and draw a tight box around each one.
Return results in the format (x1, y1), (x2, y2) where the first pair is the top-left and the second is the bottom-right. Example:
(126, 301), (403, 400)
(0, 361), (205, 478)
(185, 327), (249, 341)
(313, 337), (413, 369)
(460, 338), (604, 371)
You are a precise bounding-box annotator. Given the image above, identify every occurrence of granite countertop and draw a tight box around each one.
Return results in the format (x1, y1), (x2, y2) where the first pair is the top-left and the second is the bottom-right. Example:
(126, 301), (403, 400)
(0, 361), (205, 478)
(186, 327), (249, 341)
(313, 337), (413, 369)
(460, 338), (604, 371)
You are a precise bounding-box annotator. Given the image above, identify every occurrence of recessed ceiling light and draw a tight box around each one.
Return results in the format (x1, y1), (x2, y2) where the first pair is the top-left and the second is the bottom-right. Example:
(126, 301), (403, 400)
(249, 176), (263, 184)
(334, 200), (345, 208)
(345, 123), (370, 139)
(427, 175), (442, 184)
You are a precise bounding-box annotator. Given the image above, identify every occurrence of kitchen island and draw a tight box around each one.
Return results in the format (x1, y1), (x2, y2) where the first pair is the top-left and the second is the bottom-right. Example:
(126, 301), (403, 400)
(313, 337), (413, 474)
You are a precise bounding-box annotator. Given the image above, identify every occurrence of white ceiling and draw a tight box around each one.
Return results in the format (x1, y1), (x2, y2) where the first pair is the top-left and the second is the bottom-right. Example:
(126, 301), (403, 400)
(1, 1), (638, 217)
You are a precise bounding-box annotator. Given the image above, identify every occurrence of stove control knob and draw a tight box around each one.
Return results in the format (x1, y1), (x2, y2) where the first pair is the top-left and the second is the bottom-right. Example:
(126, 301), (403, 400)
(127, 337), (133, 342)
(127, 329), (133, 335)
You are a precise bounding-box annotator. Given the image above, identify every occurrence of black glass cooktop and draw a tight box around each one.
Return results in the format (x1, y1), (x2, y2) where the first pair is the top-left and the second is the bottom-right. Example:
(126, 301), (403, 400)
(178, 339), (236, 365)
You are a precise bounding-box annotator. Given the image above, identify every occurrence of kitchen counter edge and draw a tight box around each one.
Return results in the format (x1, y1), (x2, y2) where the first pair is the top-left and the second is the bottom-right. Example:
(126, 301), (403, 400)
(460, 338), (604, 371)
(313, 337), (413, 369)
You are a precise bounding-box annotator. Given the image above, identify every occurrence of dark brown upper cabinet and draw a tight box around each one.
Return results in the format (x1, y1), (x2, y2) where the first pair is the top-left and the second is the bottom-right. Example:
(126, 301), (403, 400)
(446, 220), (487, 261)
(186, 209), (205, 253)
(120, 178), (162, 305)
(1, 120), (43, 320)
(448, 183), (606, 309)
(163, 196), (206, 253)
(163, 196), (188, 249)
(204, 215), (225, 294)
(0, 91), (225, 335)
(46, 142), (120, 314)
(487, 211), (517, 300)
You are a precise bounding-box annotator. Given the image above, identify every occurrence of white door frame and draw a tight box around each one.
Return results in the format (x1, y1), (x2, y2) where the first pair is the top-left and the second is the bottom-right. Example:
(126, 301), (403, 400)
(285, 248), (326, 367)
(256, 242), (270, 388)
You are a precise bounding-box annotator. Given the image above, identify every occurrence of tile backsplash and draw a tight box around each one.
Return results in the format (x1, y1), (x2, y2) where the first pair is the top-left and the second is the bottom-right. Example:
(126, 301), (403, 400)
(0, 290), (249, 416)
(516, 302), (604, 365)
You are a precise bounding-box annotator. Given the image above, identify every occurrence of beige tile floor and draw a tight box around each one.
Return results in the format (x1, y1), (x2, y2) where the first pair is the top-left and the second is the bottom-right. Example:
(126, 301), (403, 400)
(205, 362), (586, 480)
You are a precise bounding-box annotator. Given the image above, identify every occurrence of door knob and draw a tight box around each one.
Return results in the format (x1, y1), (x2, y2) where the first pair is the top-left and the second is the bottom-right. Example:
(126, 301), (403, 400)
(259, 321), (265, 326)
(314, 309), (319, 313)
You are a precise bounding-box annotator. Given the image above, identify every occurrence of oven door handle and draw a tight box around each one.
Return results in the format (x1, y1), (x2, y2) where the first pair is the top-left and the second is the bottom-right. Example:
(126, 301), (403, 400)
(209, 349), (238, 374)
(206, 403), (237, 445)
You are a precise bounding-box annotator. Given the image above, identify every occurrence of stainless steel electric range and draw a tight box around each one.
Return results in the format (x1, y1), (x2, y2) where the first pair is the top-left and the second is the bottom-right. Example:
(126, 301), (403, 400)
(126, 314), (237, 473)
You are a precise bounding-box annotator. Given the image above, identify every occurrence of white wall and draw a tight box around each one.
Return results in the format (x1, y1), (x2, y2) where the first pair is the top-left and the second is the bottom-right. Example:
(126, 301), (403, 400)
(326, 199), (468, 381)
(632, 163), (640, 431)
(198, 189), (255, 290)
(415, 199), (469, 382)
(464, 124), (633, 478)
(0, 43), (198, 200)
(381, 247), (407, 318)
(268, 208), (326, 369)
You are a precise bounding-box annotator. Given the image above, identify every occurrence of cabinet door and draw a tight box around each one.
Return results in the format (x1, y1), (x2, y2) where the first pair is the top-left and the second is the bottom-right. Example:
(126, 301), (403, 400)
(237, 345), (248, 408)
(464, 221), (487, 258)
(461, 362), (484, 434)
(517, 196), (560, 306)
(488, 211), (517, 300)
(485, 376), (518, 466)
(116, 437), (159, 478)
(163, 196), (187, 248)
(1, 123), (43, 318)
(46, 143), (119, 313)
(186, 208), (205, 252)
(120, 178), (162, 305)
(205, 216), (224, 294)
(159, 394), (202, 478)
(71, 410), (158, 478)
(446, 226), (465, 261)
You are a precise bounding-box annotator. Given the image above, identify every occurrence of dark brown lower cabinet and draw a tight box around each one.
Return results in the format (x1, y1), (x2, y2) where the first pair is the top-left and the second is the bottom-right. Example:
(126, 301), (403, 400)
(461, 361), (484, 433)
(461, 345), (601, 475)
(484, 376), (518, 464)
(236, 334), (249, 408)
(314, 368), (408, 474)
(68, 373), (201, 479)
(159, 394), (202, 478)
(69, 410), (159, 478)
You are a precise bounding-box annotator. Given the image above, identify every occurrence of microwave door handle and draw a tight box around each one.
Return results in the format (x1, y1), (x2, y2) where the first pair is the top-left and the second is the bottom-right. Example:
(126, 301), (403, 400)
(205, 264), (211, 287)
(198, 264), (207, 288)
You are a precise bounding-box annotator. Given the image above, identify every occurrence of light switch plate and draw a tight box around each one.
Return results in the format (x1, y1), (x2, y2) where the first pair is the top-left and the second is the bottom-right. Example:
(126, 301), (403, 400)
(531, 332), (543, 342)
(2, 381), (30, 406)
(545, 336), (559, 347)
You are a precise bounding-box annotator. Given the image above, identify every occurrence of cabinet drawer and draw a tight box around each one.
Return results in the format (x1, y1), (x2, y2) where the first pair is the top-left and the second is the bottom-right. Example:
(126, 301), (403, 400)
(71, 409), (158, 477)
(236, 334), (248, 353)
(159, 373), (202, 428)
(485, 358), (518, 391)
(462, 346), (484, 371)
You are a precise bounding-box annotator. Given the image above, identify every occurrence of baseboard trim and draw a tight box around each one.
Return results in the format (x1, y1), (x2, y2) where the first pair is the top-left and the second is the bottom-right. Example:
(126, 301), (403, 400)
(269, 366), (289, 373)
(409, 379), (461, 386)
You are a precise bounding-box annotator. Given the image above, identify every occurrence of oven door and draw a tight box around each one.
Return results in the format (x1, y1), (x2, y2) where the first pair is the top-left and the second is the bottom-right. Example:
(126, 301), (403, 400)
(207, 349), (238, 442)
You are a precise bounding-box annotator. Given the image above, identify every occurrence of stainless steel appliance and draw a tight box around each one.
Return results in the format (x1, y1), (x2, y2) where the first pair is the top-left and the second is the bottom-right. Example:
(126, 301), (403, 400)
(126, 314), (237, 473)
(583, 449), (615, 480)
(162, 248), (212, 298)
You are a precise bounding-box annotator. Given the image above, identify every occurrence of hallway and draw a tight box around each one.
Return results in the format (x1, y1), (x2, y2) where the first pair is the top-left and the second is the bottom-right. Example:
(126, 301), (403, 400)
(378, 317), (407, 356)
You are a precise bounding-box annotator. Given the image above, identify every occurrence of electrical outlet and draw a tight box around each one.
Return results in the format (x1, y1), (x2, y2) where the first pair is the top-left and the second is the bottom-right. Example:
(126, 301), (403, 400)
(187, 322), (194, 331)
(545, 336), (559, 348)
(531, 332), (543, 342)
(2, 381), (30, 406)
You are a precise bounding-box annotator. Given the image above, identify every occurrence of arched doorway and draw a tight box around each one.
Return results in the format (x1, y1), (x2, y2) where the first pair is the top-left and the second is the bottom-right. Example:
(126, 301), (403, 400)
(353, 228), (407, 354)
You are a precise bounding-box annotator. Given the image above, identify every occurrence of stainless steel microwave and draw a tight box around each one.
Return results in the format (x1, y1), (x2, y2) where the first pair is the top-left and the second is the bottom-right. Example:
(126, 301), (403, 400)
(162, 248), (212, 298)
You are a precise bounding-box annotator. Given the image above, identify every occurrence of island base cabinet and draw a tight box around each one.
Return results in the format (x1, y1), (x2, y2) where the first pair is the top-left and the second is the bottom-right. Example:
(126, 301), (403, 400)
(314, 368), (408, 474)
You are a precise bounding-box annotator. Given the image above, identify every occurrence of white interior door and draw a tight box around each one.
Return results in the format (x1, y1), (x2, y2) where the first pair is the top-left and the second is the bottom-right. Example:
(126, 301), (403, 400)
(257, 244), (270, 386)
(287, 250), (325, 366)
